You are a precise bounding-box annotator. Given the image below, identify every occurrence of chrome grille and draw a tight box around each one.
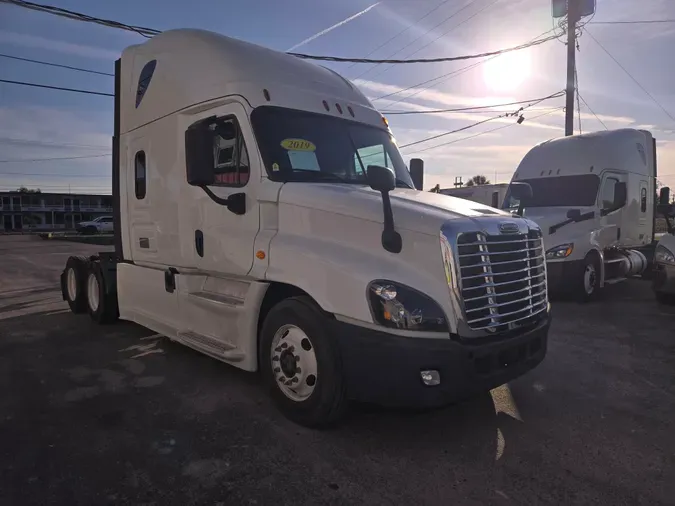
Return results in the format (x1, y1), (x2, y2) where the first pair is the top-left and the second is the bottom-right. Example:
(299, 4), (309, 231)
(457, 230), (547, 332)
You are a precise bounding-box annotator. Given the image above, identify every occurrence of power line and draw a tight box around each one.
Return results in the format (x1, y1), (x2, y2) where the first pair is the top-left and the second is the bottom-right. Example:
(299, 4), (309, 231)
(0, 0), (159, 37)
(585, 29), (675, 123)
(400, 114), (509, 149)
(0, 154), (111, 163)
(575, 65), (582, 134)
(3, 0), (557, 65)
(0, 172), (109, 177)
(343, 0), (456, 72)
(373, 27), (558, 108)
(577, 92), (607, 130)
(589, 19), (675, 25)
(0, 137), (109, 150)
(292, 31), (558, 64)
(402, 108), (562, 154)
(0, 53), (114, 76)
(381, 91), (565, 115)
(0, 78), (113, 97)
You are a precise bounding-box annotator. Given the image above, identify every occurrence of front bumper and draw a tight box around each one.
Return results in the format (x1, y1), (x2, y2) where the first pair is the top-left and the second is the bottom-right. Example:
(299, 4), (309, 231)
(332, 315), (550, 408)
(653, 262), (675, 295)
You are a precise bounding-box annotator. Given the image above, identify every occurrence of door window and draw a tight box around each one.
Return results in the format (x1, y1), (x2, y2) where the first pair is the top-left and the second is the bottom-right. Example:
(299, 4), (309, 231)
(600, 176), (619, 209)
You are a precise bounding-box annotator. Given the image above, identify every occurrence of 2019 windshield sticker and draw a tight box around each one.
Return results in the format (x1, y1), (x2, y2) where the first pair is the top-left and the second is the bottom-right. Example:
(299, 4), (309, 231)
(280, 139), (316, 152)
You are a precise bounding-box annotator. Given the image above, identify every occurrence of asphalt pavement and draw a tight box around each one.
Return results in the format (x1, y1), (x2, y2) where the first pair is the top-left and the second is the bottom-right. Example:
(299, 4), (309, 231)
(1, 235), (674, 505)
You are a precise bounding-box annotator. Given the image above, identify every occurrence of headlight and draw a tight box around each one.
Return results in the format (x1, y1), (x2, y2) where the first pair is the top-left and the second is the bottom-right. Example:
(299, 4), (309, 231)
(655, 244), (675, 265)
(546, 243), (574, 259)
(368, 280), (447, 332)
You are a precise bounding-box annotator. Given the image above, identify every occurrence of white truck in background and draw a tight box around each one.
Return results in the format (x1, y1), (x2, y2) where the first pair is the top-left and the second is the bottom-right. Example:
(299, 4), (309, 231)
(439, 183), (510, 209)
(502, 129), (658, 301)
(60, 28), (550, 427)
(653, 187), (675, 304)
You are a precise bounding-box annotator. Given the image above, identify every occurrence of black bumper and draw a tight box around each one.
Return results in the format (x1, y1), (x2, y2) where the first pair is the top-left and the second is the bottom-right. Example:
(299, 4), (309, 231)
(546, 260), (584, 295)
(332, 315), (550, 408)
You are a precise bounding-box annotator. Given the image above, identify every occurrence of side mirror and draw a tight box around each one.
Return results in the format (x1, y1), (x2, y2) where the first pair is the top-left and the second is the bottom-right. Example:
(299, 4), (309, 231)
(409, 158), (424, 190)
(367, 165), (396, 193)
(613, 182), (627, 208)
(566, 209), (581, 221)
(510, 182), (533, 201)
(185, 119), (216, 186)
(659, 186), (671, 206)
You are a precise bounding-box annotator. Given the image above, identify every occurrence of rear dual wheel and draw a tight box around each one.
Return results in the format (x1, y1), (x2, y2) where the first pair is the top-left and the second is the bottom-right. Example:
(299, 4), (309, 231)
(63, 256), (118, 323)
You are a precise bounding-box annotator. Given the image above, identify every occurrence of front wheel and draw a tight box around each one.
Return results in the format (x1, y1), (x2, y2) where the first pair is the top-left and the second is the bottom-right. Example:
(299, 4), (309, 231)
(260, 296), (347, 428)
(655, 291), (675, 306)
(575, 254), (601, 303)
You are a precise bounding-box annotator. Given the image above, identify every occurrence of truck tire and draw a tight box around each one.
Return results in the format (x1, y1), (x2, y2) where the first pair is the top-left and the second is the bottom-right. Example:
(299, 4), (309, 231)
(655, 291), (675, 306)
(85, 263), (119, 324)
(63, 255), (89, 313)
(575, 253), (601, 303)
(260, 296), (347, 428)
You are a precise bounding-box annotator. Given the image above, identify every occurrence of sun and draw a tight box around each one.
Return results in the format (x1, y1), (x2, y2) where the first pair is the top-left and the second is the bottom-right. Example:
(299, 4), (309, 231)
(483, 51), (531, 92)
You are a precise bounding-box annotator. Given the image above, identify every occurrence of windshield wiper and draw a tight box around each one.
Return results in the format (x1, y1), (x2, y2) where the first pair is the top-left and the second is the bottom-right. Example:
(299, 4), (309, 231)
(549, 210), (596, 234)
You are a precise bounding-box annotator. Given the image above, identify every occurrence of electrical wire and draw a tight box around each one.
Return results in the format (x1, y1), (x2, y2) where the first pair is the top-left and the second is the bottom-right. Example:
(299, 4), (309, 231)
(0, 154), (111, 163)
(2, 0), (558, 66)
(0, 0), (159, 37)
(0, 79), (113, 97)
(373, 27), (559, 108)
(351, 0), (483, 79)
(585, 29), (675, 123)
(0, 137), (109, 150)
(0, 53), (113, 76)
(575, 65), (582, 134)
(291, 32), (558, 64)
(0, 172), (109, 177)
(589, 19), (675, 25)
(398, 94), (559, 149)
(359, 0), (500, 81)
(343, 0), (457, 73)
(380, 91), (565, 115)
(402, 107), (562, 154)
(577, 92), (607, 130)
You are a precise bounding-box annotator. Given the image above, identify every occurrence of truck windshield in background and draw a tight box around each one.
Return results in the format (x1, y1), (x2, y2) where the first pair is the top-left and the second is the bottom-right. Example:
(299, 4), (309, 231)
(503, 174), (601, 210)
(251, 106), (414, 188)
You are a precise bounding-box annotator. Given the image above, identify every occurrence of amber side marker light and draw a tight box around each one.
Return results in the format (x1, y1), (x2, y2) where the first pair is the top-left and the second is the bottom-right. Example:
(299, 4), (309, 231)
(256, 250), (266, 260)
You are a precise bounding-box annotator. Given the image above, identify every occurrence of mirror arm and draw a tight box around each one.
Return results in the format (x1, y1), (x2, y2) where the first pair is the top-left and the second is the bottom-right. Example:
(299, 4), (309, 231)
(201, 187), (246, 215)
(380, 192), (402, 253)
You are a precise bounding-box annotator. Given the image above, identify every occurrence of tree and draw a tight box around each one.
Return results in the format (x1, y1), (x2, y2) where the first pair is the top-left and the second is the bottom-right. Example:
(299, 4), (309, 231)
(16, 186), (41, 193)
(465, 175), (490, 187)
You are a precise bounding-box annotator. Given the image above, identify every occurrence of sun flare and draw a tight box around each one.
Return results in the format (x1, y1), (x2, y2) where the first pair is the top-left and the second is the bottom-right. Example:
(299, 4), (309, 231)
(483, 50), (531, 92)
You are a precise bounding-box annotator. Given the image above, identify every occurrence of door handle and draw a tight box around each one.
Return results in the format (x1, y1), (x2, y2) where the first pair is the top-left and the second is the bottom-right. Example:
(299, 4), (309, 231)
(195, 230), (204, 257)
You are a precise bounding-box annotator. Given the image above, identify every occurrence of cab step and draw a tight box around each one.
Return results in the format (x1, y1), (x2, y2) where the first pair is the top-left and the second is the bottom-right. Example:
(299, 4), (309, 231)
(176, 331), (244, 362)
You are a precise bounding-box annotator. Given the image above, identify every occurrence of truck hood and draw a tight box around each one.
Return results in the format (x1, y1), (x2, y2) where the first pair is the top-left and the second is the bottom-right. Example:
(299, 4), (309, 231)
(278, 183), (512, 235)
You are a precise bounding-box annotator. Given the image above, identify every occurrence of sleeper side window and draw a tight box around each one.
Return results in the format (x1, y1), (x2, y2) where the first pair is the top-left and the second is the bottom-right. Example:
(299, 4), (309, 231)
(212, 117), (250, 187)
(135, 151), (146, 199)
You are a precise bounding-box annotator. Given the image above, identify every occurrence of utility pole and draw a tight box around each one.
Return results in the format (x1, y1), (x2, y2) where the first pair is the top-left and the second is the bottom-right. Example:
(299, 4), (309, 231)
(565, 0), (579, 136)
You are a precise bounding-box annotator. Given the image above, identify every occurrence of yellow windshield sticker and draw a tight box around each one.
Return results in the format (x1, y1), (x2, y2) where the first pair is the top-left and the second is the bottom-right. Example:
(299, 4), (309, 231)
(281, 139), (316, 152)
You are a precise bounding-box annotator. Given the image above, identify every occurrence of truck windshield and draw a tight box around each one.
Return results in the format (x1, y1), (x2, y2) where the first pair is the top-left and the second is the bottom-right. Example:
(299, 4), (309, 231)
(251, 106), (414, 187)
(503, 174), (601, 210)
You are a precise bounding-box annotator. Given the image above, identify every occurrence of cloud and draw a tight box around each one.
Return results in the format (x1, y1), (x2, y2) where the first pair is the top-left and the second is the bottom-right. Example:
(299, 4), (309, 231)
(0, 30), (119, 60)
(287, 3), (381, 52)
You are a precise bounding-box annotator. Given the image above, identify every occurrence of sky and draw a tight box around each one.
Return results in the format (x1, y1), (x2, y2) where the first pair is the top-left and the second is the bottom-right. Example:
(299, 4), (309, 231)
(1, 0), (675, 194)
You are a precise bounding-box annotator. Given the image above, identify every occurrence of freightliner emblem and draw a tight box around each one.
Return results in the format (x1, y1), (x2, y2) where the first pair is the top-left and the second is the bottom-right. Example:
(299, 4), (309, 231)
(498, 222), (519, 234)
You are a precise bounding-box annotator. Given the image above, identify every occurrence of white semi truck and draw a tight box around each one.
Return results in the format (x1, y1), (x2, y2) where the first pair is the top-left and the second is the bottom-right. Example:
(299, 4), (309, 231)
(60, 29), (550, 427)
(653, 187), (675, 304)
(502, 129), (659, 301)
(439, 183), (510, 209)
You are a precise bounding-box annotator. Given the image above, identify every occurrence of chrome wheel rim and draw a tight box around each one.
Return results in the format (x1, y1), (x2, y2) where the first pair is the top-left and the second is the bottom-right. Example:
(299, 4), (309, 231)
(67, 267), (78, 301)
(87, 273), (100, 312)
(584, 264), (596, 295)
(271, 324), (318, 402)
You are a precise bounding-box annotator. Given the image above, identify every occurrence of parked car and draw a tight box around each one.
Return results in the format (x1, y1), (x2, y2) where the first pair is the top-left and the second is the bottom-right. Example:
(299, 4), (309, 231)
(76, 216), (114, 235)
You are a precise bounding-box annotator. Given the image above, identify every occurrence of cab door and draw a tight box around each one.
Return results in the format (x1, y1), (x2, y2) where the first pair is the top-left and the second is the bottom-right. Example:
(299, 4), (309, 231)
(597, 170), (626, 246)
(178, 101), (262, 350)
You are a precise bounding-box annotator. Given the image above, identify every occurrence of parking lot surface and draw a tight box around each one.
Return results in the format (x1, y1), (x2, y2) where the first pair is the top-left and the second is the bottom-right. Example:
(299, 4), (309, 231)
(1, 235), (674, 505)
